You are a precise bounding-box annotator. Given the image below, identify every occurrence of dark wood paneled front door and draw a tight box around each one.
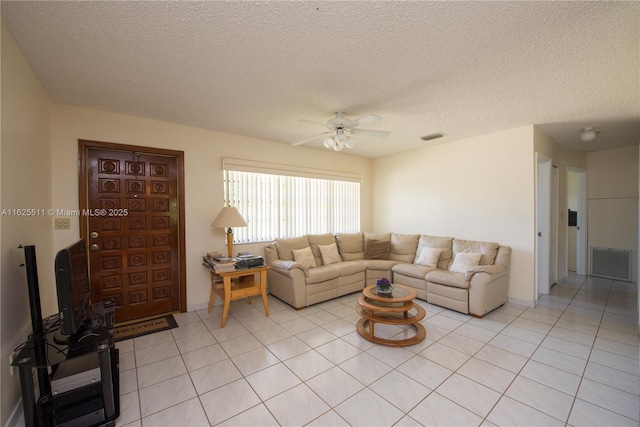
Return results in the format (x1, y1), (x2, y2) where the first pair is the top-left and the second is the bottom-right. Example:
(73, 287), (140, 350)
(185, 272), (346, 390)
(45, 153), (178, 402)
(79, 140), (186, 322)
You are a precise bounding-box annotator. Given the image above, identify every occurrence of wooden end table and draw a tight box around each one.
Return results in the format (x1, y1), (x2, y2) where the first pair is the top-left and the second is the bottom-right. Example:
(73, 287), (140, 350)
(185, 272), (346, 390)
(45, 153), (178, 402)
(356, 283), (426, 346)
(207, 265), (270, 327)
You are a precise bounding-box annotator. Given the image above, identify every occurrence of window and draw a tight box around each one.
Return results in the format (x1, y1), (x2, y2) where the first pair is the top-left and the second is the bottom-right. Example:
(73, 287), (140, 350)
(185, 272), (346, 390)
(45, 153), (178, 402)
(222, 158), (361, 243)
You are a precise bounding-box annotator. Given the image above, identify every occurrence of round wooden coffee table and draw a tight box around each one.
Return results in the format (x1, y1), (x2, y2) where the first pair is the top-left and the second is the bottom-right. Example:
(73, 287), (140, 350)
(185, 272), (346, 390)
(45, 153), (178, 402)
(356, 284), (426, 346)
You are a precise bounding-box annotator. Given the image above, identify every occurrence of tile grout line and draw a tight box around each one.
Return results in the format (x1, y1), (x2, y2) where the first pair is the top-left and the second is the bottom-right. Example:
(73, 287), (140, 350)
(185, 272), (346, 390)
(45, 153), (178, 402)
(550, 275), (601, 426)
(122, 279), (638, 426)
(457, 275), (592, 426)
(462, 300), (567, 425)
(369, 300), (522, 424)
(563, 277), (633, 425)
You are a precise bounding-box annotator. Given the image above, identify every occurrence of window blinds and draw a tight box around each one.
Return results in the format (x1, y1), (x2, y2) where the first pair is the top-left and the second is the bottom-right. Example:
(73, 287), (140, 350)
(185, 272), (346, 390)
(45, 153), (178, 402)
(222, 159), (361, 243)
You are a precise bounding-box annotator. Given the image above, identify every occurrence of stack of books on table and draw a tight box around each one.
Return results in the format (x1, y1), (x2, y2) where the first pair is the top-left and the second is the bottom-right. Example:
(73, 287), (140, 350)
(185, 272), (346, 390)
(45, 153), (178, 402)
(203, 254), (237, 274)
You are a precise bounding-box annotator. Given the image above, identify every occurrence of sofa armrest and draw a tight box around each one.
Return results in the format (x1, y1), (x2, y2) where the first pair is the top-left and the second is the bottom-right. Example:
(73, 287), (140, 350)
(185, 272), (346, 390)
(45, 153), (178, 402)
(465, 264), (506, 280)
(270, 259), (309, 277)
(467, 265), (509, 316)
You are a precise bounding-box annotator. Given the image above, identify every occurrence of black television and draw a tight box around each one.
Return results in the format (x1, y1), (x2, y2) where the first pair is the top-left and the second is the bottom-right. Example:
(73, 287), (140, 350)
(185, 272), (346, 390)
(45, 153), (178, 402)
(55, 239), (91, 336)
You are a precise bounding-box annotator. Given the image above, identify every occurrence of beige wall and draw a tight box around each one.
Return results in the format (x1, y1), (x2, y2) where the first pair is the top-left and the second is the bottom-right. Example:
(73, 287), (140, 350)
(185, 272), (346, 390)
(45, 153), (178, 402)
(371, 126), (536, 305)
(1, 23), (54, 425)
(587, 145), (639, 282)
(50, 106), (373, 312)
(533, 127), (587, 281)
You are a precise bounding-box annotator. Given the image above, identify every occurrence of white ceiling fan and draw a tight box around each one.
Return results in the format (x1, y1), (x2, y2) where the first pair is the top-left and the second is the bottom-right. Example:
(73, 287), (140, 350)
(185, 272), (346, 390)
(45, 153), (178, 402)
(293, 112), (390, 151)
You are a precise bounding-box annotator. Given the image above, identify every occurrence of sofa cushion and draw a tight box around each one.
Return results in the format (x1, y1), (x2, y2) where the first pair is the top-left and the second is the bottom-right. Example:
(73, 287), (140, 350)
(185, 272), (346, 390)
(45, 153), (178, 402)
(306, 265), (339, 284)
(361, 259), (400, 270)
(292, 247), (317, 269)
(426, 270), (470, 289)
(335, 232), (364, 261)
(308, 233), (337, 266)
(365, 239), (390, 260)
(319, 243), (342, 265)
(415, 247), (443, 267)
(327, 260), (366, 276)
(390, 233), (420, 262)
(416, 235), (454, 270)
(453, 239), (499, 265)
(275, 236), (311, 261)
(392, 262), (434, 280)
(450, 252), (481, 273)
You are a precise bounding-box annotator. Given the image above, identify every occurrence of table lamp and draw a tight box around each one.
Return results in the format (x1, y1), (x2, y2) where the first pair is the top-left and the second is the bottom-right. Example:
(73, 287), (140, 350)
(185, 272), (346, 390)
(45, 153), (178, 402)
(211, 207), (247, 257)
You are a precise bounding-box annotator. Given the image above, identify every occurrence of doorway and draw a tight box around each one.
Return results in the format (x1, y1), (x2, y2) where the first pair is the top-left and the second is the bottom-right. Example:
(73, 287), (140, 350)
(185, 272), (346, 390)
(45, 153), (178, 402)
(536, 153), (552, 297)
(567, 168), (588, 276)
(79, 140), (186, 322)
(550, 165), (558, 286)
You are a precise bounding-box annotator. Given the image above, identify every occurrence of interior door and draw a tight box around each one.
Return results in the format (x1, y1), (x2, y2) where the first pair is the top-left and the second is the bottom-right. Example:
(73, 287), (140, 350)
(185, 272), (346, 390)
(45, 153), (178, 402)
(550, 165), (558, 286)
(536, 153), (551, 297)
(79, 140), (186, 322)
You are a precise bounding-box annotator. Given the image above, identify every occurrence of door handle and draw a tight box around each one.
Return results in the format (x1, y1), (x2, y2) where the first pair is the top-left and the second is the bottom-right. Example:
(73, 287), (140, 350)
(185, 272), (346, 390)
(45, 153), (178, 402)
(91, 244), (99, 251)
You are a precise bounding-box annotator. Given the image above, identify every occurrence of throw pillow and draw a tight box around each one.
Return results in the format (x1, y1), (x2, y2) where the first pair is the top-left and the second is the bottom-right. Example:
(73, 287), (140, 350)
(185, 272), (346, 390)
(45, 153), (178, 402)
(365, 239), (390, 260)
(450, 252), (482, 273)
(319, 243), (342, 265)
(415, 247), (443, 267)
(292, 247), (316, 269)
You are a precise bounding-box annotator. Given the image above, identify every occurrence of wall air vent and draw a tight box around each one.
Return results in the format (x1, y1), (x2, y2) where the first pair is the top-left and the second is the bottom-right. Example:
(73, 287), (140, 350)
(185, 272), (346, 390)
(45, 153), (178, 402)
(420, 133), (445, 141)
(590, 247), (632, 281)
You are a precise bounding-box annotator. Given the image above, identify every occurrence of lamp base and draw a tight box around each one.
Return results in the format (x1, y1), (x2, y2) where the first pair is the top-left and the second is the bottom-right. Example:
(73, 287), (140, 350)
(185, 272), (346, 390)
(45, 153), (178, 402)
(226, 229), (234, 258)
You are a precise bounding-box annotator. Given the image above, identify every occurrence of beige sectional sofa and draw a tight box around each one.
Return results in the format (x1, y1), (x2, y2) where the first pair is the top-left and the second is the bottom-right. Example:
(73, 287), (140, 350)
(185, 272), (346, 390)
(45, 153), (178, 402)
(264, 232), (511, 317)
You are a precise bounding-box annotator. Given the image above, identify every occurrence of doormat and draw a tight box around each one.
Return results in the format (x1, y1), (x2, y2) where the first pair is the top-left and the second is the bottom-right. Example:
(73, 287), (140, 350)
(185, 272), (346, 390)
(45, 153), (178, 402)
(114, 314), (178, 342)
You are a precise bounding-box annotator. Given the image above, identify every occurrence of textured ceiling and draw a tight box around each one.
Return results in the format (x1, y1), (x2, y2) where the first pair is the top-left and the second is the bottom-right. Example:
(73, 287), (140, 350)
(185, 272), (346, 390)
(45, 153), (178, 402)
(2, 1), (639, 158)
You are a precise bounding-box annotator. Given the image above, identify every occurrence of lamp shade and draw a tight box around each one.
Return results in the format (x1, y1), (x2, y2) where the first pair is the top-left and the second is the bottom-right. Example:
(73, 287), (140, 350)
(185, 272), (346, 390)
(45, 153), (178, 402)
(211, 207), (247, 228)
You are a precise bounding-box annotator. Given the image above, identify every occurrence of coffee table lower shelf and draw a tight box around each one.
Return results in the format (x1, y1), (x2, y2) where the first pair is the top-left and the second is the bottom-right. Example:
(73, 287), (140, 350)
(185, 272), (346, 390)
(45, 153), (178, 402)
(356, 293), (426, 347)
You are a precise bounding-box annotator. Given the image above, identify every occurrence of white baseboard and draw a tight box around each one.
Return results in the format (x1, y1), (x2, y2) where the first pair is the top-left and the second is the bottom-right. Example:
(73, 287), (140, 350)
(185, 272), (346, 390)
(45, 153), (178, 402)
(507, 297), (535, 308)
(5, 399), (24, 427)
(187, 301), (212, 312)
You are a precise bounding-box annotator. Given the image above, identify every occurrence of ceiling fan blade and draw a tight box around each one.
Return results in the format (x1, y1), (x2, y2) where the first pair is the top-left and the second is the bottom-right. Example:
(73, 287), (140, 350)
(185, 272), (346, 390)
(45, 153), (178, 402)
(347, 114), (382, 128)
(299, 119), (330, 128)
(292, 131), (331, 146)
(350, 128), (390, 138)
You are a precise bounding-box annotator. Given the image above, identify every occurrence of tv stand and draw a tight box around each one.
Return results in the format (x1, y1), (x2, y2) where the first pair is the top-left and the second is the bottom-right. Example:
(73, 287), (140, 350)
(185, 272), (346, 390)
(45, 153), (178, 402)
(12, 302), (119, 427)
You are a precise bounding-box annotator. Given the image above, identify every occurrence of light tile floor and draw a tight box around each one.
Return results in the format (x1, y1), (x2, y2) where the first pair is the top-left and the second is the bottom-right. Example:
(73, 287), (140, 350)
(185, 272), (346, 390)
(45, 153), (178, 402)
(116, 274), (639, 426)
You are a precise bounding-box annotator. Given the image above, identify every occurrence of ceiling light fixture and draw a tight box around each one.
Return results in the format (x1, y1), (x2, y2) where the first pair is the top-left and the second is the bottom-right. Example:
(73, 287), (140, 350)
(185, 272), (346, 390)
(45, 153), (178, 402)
(323, 129), (357, 151)
(581, 127), (599, 142)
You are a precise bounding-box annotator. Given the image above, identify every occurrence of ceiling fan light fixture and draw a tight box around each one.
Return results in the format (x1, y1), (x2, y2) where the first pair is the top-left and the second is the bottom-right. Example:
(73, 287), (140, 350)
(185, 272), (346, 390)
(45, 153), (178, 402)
(294, 112), (388, 151)
(581, 127), (598, 142)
